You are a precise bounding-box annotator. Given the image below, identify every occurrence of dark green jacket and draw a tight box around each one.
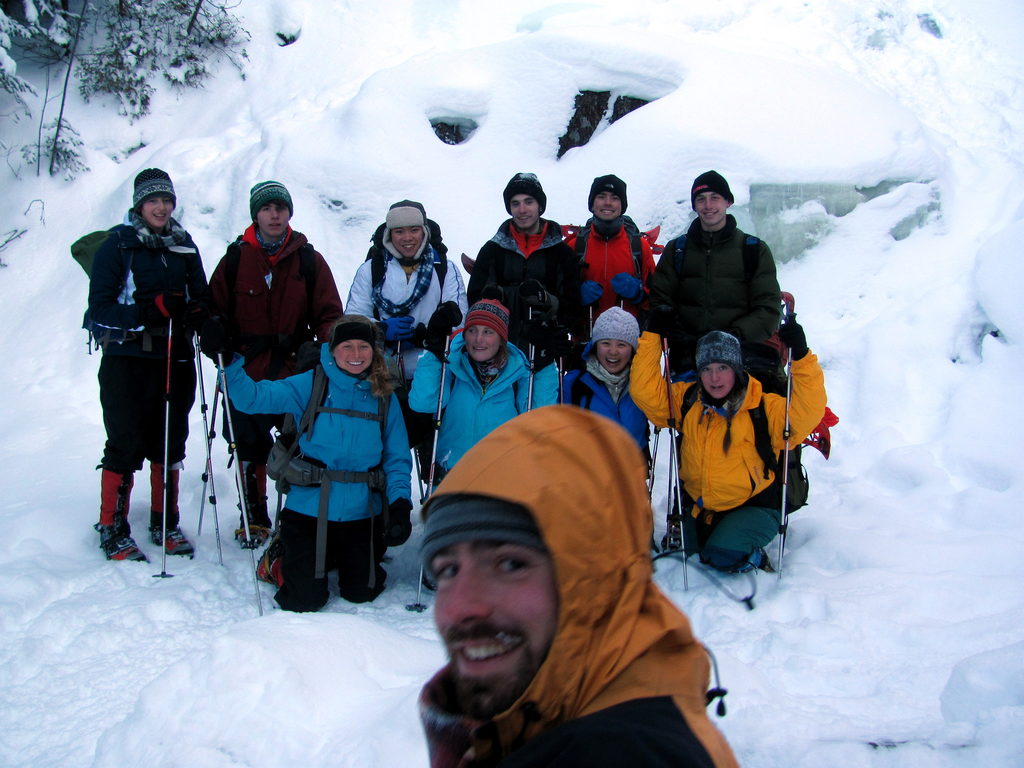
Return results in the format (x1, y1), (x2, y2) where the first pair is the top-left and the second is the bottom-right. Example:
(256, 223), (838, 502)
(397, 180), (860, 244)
(650, 214), (780, 343)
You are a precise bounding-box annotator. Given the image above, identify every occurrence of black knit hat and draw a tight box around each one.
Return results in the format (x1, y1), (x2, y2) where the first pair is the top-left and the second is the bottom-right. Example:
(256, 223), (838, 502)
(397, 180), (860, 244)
(133, 168), (176, 211)
(330, 316), (378, 349)
(690, 170), (733, 210)
(502, 172), (547, 215)
(421, 494), (546, 577)
(588, 174), (627, 214)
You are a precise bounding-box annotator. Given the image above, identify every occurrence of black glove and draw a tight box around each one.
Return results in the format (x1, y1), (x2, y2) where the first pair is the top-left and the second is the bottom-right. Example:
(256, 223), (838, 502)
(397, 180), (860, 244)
(199, 317), (231, 360)
(385, 498), (413, 547)
(480, 284), (505, 302)
(140, 291), (186, 328)
(182, 301), (210, 333)
(645, 305), (678, 338)
(423, 302), (462, 358)
(519, 278), (551, 310)
(778, 316), (808, 360)
(295, 340), (320, 372)
(522, 318), (573, 369)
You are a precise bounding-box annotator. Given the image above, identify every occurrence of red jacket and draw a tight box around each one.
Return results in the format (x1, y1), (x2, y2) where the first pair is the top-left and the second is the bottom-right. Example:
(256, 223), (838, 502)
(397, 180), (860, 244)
(566, 221), (656, 319)
(209, 225), (343, 381)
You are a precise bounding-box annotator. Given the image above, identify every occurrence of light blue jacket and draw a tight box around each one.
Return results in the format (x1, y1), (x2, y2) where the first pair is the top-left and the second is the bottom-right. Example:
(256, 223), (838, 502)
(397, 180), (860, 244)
(409, 333), (557, 471)
(224, 345), (410, 522)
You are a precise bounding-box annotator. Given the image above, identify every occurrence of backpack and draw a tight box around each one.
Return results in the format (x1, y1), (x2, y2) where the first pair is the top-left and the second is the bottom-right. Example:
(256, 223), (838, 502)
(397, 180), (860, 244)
(681, 383), (809, 514)
(670, 232), (763, 281)
(364, 219), (449, 320)
(567, 216), (659, 278)
(265, 363), (390, 579)
(73, 228), (136, 349)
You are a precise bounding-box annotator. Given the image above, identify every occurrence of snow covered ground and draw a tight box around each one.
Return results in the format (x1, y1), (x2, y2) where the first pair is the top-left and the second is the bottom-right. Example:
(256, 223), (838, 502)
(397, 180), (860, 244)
(1, 0), (1022, 765)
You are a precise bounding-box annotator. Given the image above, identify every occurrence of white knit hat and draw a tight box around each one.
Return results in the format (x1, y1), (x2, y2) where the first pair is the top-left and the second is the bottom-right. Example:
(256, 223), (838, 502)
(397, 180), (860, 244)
(591, 306), (640, 351)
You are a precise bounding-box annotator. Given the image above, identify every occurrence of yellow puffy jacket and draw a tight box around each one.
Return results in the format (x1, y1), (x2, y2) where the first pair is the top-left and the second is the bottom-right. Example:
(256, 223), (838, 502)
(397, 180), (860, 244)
(631, 331), (827, 515)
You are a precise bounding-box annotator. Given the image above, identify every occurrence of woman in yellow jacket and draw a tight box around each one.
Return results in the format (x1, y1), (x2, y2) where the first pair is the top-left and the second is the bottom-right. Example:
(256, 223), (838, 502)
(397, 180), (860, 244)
(631, 317), (826, 571)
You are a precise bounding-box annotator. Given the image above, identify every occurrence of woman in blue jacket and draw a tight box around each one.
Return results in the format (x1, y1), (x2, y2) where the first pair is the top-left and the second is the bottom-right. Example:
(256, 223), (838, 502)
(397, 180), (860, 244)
(561, 307), (649, 456)
(409, 299), (557, 483)
(220, 314), (412, 612)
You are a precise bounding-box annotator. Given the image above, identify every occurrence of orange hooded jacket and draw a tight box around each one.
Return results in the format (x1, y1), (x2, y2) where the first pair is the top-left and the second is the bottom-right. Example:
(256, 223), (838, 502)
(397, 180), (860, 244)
(419, 406), (737, 767)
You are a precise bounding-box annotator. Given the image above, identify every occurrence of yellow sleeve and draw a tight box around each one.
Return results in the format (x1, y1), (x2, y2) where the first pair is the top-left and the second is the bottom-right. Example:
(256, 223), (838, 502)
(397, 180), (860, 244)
(629, 331), (690, 429)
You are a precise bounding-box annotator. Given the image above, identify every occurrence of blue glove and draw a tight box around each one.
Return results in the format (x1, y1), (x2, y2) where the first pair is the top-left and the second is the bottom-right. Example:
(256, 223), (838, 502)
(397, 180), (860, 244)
(382, 315), (416, 341)
(580, 280), (603, 306)
(610, 272), (644, 303)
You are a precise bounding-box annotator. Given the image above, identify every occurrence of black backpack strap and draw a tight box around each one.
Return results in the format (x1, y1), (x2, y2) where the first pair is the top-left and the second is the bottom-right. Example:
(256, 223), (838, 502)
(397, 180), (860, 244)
(569, 373), (593, 410)
(223, 238), (244, 321)
(573, 224), (590, 265)
(298, 243), (317, 322)
(748, 397), (779, 480)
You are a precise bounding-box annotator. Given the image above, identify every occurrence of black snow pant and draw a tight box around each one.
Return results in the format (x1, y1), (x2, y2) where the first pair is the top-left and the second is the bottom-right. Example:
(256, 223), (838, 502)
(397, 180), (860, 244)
(99, 354), (196, 474)
(274, 508), (387, 613)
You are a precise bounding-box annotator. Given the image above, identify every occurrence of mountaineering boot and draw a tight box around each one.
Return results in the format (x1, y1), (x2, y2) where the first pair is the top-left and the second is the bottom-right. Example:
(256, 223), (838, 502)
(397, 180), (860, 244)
(149, 462), (194, 557)
(256, 531), (284, 587)
(96, 470), (146, 562)
(236, 462), (272, 549)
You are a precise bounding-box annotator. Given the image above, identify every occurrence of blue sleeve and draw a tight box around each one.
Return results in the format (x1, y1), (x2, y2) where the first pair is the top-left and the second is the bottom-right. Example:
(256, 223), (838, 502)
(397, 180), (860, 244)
(382, 392), (412, 502)
(531, 362), (560, 408)
(409, 349), (451, 414)
(223, 357), (311, 418)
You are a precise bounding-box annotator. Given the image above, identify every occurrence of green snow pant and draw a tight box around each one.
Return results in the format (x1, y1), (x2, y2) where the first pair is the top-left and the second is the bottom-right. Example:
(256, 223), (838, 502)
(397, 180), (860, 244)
(684, 504), (780, 572)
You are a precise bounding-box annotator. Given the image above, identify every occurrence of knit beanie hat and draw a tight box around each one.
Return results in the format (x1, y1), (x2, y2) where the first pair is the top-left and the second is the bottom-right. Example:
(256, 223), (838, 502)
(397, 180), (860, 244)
(330, 316), (378, 350)
(249, 180), (294, 221)
(133, 168), (176, 211)
(465, 299), (510, 342)
(591, 306), (640, 351)
(695, 330), (743, 375)
(421, 494), (546, 577)
(502, 172), (547, 215)
(690, 170), (734, 209)
(385, 199), (427, 231)
(588, 174), (628, 214)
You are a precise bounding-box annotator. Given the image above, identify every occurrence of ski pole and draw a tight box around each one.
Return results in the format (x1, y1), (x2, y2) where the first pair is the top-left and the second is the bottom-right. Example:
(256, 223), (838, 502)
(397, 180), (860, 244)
(777, 305), (796, 579)
(198, 378), (221, 534)
(648, 426), (661, 501)
(216, 352), (264, 616)
(662, 337), (687, 590)
(154, 318), (175, 579)
(397, 339), (427, 501)
(407, 334), (450, 613)
(526, 306), (536, 411)
(195, 349), (223, 565)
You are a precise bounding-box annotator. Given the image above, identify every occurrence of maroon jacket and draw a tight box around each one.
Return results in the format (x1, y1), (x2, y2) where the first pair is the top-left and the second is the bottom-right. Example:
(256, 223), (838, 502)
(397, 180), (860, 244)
(209, 225), (343, 381)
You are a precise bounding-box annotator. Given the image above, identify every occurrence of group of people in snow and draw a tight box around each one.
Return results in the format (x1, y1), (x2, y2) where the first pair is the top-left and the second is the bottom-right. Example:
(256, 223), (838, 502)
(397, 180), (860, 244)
(86, 164), (827, 766)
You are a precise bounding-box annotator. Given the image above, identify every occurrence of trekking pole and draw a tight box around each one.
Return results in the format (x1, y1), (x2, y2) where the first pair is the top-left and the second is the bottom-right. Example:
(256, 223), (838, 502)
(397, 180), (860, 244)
(662, 337), (687, 590)
(397, 340), (427, 501)
(526, 306), (536, 411)
(407, 334), (451, 613)
(777, 306), (797, 579)
(647, 426), (661, 500)
(198, 379), (221, 534)
(195, 350), (223, 566)
(153, 318), (176, 579)
(216, 352), (264, 616)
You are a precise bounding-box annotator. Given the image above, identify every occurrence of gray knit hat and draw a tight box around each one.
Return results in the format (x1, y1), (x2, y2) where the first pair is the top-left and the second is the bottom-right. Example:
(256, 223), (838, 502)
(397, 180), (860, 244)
(249, 180), (293, 221)
(591, 306), (640, 351)
(421, 494), (545, 577)
(133, 168), (176, 211)
(695, 330), (743, 375)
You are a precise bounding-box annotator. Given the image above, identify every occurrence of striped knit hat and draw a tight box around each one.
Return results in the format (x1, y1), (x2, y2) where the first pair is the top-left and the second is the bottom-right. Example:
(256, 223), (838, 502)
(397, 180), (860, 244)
(132, 168), (176, 211)
(465, 299), (510, 342)
(249, 180), (293, 221)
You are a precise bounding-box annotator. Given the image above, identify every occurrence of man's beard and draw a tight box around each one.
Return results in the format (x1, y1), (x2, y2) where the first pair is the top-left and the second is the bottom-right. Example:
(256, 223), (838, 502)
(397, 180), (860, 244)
(445, 620), (549, 721)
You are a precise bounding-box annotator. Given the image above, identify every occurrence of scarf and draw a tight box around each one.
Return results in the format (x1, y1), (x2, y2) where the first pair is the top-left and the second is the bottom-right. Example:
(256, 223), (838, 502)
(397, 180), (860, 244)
(586, 355), (629, 403)
(469, 348), (507, 391)
(128, 210), (191, 250)
(371, 247), (436, 317)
